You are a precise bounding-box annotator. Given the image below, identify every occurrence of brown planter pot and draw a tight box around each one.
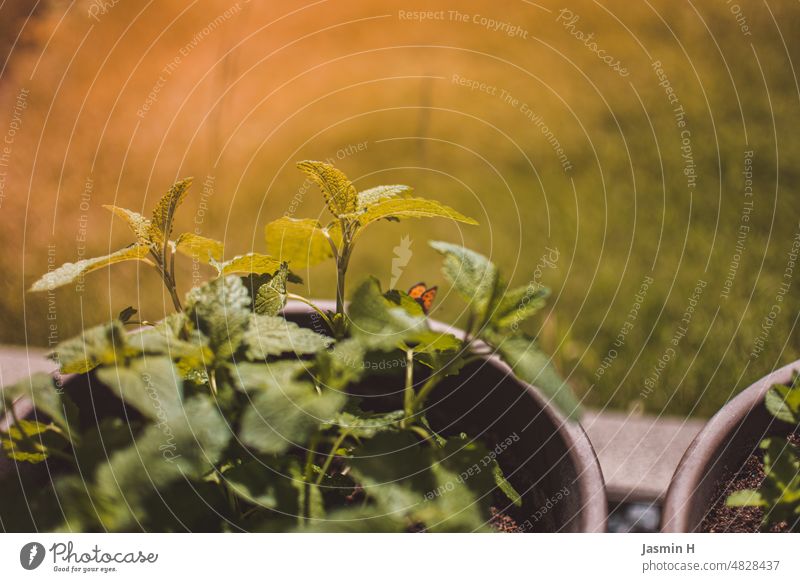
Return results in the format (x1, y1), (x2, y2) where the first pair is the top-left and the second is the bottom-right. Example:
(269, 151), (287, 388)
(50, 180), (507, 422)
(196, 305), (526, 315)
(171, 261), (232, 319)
(662, 360), (799, 532)
(1, 300), (607, 532)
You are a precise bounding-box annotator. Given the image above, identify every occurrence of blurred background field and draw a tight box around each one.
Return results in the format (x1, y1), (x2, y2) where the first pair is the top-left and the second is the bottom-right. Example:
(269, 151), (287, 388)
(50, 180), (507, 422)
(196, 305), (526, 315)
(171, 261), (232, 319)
(0, 0), (799, 418)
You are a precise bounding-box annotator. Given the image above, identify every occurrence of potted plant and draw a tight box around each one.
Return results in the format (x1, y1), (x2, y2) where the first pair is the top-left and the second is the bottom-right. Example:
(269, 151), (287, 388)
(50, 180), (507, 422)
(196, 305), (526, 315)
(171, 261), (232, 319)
(662, 362), (800, 532)
(0, 162), (605, 532)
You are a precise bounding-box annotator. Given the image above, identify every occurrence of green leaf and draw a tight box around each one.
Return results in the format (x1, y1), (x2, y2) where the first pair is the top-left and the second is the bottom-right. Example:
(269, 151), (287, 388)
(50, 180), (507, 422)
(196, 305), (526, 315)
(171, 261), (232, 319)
(264, 217), (333, 268)
(1, 373), (72, 435)
(95, 358), (183, 422)
(492, 463), (522, 508)
(175, 232), (224, 263)
(726, 489), (765, 507)
(29, 244), (151, 292)
(297, 507), (405, 532)
(765, 384), (800, 424)
(296, 160), (357, 217)
(429, 241), (499, 317)
(216, 253), (282, 276)
(103, 205), (152, 242)
(93, 395), (229, 529)
(1, 420), (64, 463)
(356, 198), (478, 230)
(231, 361), (307, 393)
(243, 314), (333, 360)
(50, 321), (129, 374)
(224, 460), (300, 511)
(254, 263), (290, 316)
(490, 285), (549, 331)
(492, 335), (580, 420)
(149, 177), (193, 244)
(185, 276), (251, 362)
(348, 278), (428, 350)
(357, 184), (412, 210)
(330, 410), (405, 438)
(313, 338), (366, 390)
(239, 374), (345, 454)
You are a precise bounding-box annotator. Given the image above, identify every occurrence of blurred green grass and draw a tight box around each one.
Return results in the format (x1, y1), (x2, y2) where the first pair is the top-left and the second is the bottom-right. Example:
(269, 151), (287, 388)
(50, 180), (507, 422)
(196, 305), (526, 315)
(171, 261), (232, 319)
(1, 0), (799, 418)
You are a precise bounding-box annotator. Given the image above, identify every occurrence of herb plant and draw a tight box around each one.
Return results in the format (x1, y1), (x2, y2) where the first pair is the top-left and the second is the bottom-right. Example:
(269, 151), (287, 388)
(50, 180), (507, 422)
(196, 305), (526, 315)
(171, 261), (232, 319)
(726, 374), (800, 530)
(1, 162), (577, 532)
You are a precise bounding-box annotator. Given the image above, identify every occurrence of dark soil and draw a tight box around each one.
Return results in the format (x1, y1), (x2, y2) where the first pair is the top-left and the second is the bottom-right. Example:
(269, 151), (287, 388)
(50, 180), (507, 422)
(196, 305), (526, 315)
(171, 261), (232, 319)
(490, 506), (521, 532)
(701, 433), (798, 533)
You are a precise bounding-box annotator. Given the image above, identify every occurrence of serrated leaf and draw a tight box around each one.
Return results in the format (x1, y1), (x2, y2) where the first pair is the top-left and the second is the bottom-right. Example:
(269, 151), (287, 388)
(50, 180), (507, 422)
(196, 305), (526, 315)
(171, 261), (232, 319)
(175, 232), (224, 262)
(296, 160), (357, 217)
(96, 358), (183, 421)
(264, 217), (333, 268)
(330, 410), (405, 438)
(254, 264), (289, 316)
(348, 278), (428, 350)
(29, 244), (151, 292)
(492, 335), (580, 420)
(1, 420), (63, 463)
(243, 314), (332, 360)
(185, 276), (251, 362)
(490, 285), (550, 331)
(103, 205), (152, 242)
(357, 184), (412, 210)
(216, 253), (282, 276)
(355, 198), (478, 230)
(429, 241), (499, 317)
(93, 396), (229, 529)
(240, 375), (345, 454)
(1, 373), (72, 435)
(50, 321), (129, 374)
(149, 177), (193, 244)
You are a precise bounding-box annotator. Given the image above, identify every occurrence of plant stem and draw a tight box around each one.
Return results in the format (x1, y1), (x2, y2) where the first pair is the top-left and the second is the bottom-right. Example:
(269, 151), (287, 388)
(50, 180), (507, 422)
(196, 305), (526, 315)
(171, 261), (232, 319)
(315, 431), (348, 486)
(150, 249), (183, 312)
(402, 349), (415, 426)
(286, 293), (334, 332)
(302, 434), (319, 520)
(411, 374), (443, 415)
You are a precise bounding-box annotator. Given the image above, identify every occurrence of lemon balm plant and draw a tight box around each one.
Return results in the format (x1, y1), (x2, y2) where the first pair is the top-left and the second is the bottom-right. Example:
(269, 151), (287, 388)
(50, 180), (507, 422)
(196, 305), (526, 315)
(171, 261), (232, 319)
(0, 161), (580, 532)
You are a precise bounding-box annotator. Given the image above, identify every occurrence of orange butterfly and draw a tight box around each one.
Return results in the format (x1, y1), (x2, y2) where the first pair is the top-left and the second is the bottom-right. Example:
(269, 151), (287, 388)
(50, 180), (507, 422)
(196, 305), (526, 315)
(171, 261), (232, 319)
(408, 282), (437, 314)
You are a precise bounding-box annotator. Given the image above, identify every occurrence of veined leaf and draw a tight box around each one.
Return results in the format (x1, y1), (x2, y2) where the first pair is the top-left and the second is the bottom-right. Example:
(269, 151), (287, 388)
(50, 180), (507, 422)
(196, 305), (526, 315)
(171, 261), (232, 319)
(355, 197), (478, 229)
(348, 278), (428, 351)
(240, 374), (345, 455)
(96, 358), (183, 422)
(490, 285), (550, 331)
(244, 314), (332, 360)
(254, 263), (290, 316)
(185, 276), (251, 362)
(149, 177), (193, 244)
(429, 241), (499, 316)
(296, 160), (357, 217)
(50, 321), (129, 374)
(1, 373), (72, 435)
(492, 334), (580, 420)
(726, 489), (765, 507)
(264, 217), (333, 268)
(765, 384), (800, 425)
(357, 184), (412, 210)
(29, 244), (151, 292)
(217, 253), (282, 276)
(103, 205), (152, 242)
(1, 420), (64, 463)
(175, 232), (224, 263)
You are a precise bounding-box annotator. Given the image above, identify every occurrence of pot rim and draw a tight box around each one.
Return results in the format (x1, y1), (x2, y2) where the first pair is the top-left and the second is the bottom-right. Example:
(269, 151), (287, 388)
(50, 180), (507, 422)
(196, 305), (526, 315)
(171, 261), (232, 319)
(661, 359), (799, 532)
(285, 300), (608, 532)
